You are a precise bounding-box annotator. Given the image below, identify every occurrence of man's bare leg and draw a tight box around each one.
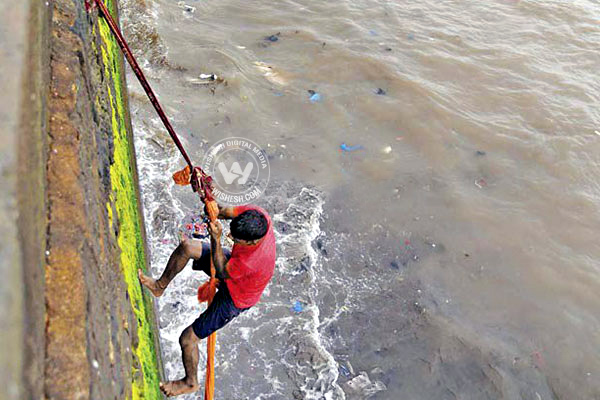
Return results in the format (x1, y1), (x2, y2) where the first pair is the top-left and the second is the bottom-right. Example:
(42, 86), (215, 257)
(139, 239), (204, 297)
(160, 326), (200, 397)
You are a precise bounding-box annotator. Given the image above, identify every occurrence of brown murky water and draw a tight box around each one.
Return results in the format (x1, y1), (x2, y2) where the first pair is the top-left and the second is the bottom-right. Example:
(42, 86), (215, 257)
(122, 0), (600, 398)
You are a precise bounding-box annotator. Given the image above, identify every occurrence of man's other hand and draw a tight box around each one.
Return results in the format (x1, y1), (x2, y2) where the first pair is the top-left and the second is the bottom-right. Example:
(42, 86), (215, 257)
(208, 220), (222, 240)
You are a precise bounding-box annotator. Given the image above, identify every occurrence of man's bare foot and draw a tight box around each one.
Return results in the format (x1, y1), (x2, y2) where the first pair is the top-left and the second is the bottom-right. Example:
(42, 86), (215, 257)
(138, 269), (164, 297)
(159, 380), (199, 397)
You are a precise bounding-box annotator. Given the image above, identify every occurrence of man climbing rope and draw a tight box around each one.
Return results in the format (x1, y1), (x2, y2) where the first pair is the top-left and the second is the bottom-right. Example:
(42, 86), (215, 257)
(138, 202), (276, 397)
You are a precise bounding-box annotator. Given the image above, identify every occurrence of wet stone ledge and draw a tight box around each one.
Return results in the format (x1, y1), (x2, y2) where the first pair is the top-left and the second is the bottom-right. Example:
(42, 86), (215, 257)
(1, 0), (164, 399)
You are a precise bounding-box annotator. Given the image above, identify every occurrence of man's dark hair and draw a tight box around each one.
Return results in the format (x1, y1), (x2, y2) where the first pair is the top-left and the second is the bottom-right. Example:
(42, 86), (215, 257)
(230, 210), (268, 241)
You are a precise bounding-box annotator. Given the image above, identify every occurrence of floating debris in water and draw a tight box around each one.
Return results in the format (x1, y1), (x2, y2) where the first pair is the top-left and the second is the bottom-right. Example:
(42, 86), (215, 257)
(188, 73), (225, 85)
(265, 32), (281, 42)
(381, 145), (392, 154)
(375, 88), (386, 95)
(384, 47), (393, 51)
(339, 361), (354, 377)
(310, 93), (322, 102)
(475, 150), (486, 156)
(339, 364), (351, 377)
(595, 130), (600, 136)
(177, 1), (195, 12)
(292, 300), (303, 313)
(475, 178), (487, 188)
(340, 143), (364, 152)
(407, 33), (415, 40)
(308, 90), (322, 103)
(200, 73), (217, 80)
(369, 30), (379, 36)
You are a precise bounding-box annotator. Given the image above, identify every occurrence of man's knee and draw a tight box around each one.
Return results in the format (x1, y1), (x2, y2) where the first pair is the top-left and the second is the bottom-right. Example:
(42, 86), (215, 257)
(180, 325), (199, 347)
(178, 239), (201, 259)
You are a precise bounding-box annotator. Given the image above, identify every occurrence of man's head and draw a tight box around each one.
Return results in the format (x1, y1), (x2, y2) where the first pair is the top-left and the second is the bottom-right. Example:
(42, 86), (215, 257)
(230, 210), (268, 245)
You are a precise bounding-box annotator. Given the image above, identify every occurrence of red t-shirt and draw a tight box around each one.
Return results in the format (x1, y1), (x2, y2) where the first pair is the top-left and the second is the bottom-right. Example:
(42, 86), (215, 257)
(225, 205), (276, 308)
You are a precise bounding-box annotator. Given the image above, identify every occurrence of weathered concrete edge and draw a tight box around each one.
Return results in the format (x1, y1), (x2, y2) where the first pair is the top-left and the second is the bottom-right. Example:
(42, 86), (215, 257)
(0, 0), (164, 398)
(0, 0), (49, 399)
(18, 2), (51, 399)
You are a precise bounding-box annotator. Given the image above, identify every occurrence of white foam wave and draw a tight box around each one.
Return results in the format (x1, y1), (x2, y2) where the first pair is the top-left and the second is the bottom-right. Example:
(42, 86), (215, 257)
(272, 188), (346, 400)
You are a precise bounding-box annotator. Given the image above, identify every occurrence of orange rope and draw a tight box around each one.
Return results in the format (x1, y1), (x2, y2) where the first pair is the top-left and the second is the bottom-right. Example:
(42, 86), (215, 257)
(197, 200), (220, 400)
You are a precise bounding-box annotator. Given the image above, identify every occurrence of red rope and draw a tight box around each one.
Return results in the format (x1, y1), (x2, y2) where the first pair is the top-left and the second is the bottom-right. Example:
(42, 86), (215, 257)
(92, 0), (195, 172)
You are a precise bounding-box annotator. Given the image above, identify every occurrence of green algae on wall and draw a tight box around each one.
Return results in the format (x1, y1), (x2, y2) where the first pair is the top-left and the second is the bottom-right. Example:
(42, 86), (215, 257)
(97, 1), (162, 398)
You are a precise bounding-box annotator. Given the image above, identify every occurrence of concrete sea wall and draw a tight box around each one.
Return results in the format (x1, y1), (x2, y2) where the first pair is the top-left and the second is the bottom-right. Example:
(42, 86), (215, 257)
(0, 1), (163, 399)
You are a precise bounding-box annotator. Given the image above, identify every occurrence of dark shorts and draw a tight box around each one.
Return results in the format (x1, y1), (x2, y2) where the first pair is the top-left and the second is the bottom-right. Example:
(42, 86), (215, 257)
(191, 243), (249, 339)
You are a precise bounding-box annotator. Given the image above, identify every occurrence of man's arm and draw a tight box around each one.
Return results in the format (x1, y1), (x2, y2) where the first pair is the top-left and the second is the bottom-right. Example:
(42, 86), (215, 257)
(208, 220), (230, 280)
(217, 204), (236, 220)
